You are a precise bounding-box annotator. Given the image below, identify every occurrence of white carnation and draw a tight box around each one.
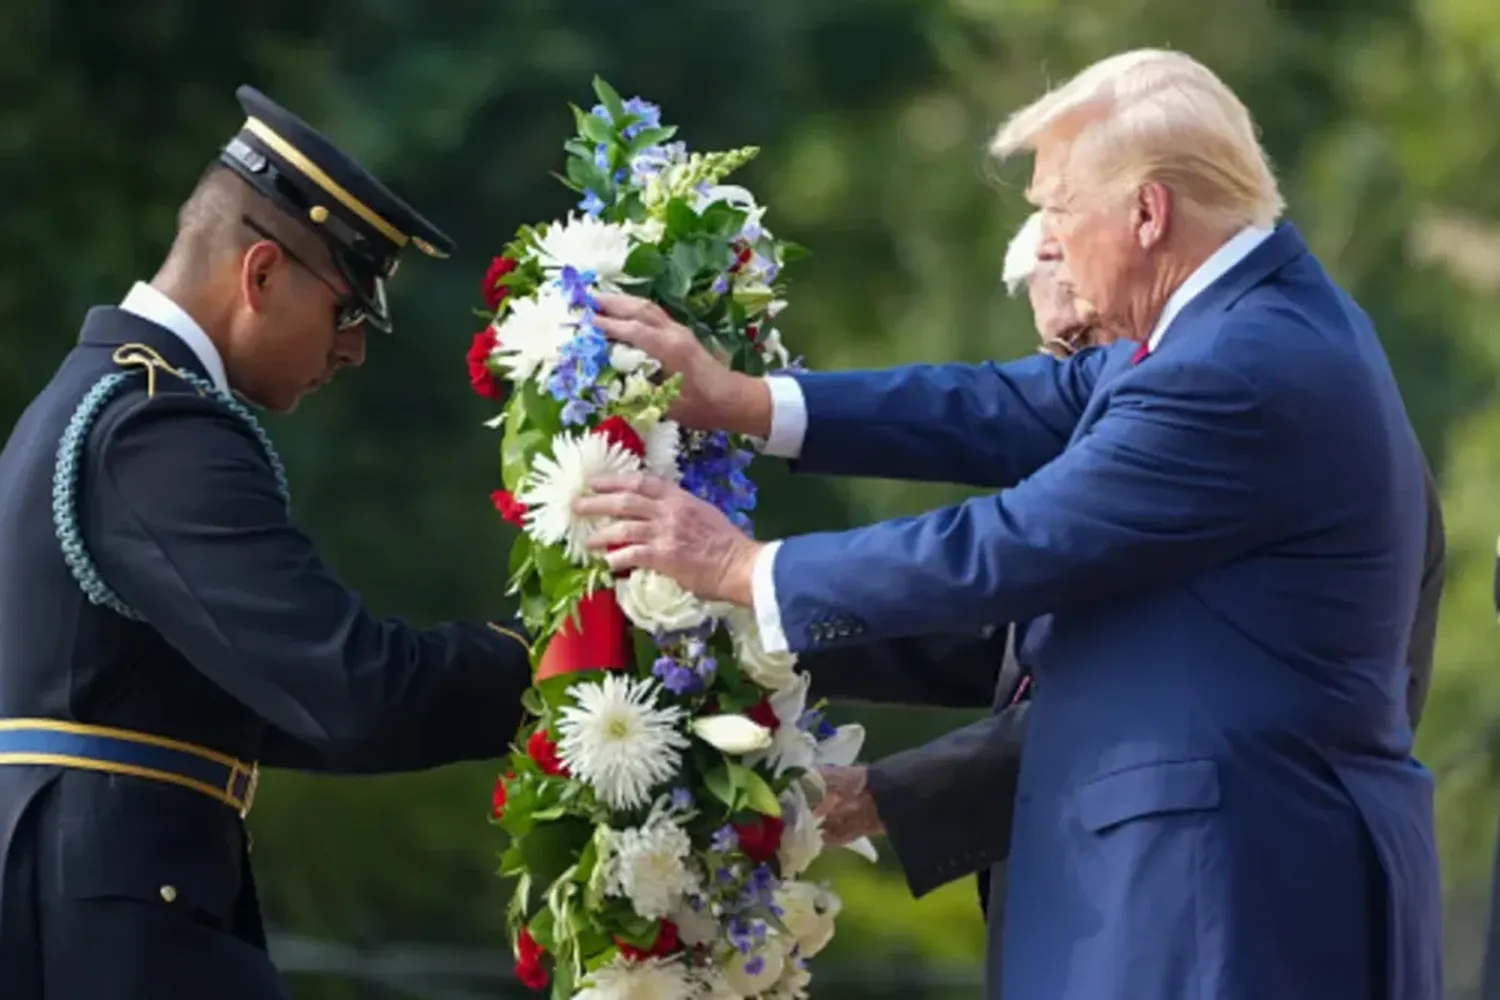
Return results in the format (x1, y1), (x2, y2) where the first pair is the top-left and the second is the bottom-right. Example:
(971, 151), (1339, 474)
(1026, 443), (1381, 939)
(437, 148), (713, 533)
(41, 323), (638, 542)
(516, 432), (642, 564)
(617, 569), (706, 634)
(726, 607), (798, 692)
(601, 812), (699, 921)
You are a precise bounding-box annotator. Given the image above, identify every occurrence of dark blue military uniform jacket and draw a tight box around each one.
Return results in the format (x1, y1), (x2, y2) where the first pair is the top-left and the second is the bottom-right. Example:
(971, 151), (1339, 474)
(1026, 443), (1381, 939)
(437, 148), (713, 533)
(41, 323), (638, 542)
(0, 306), (530, 998)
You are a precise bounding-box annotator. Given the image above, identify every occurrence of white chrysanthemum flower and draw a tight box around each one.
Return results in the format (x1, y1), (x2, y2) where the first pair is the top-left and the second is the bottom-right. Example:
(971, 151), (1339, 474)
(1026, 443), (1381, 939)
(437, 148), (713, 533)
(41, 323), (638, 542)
(555, 674), (689, 811)
(726, 607), (798, 692)
(617, 568), (708, 634)
(516, 433), (642, 564)
(636, 417), (681, 482)
(491, 286), (579, 384)
(776, 781), (824, 878)
(775, 882), (840, 958)
(745, 673), (816, 777)
(533, 213), (637, 292)
(601, 810), (700, 920)
(574, 955), (695, 1000)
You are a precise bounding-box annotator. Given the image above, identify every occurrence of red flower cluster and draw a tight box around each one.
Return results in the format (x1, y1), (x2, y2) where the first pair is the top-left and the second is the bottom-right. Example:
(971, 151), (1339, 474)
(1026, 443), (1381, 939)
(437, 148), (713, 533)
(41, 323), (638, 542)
(483, 255), (518, 313)
(615, 918), (681, 961)
(467, 255), (519, 402)
(490, 489), (528, 528)
(527, 729), (570, 777)
(592, 415), (646, 458)
(515, 927), (548, 991)
(734, 814), (785, 864)
(467, 328), (505, 402)
(491, 770), (516, 820)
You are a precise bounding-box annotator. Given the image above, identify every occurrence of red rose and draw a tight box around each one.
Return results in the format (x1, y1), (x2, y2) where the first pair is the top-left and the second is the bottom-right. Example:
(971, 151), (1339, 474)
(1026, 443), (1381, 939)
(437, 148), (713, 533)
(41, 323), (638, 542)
(527, 729), (569, 777)
(592, 416), (646, 458)
(746, 697), (780, 733)
(515, 927), (548, 991)
(734, 814), (785, 864)
(483, 255), (518, 313)
(616, 919), (681, 961)
(491, 770), (515, 820)
(467, 328), (505, 402)
(730, 245), (754, 273)
(490, 489), (528, 528)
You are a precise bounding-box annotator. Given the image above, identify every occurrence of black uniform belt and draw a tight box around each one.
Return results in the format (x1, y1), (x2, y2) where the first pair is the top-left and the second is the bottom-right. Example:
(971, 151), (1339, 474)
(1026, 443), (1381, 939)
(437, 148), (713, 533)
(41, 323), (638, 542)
(0, 719), (259, 817)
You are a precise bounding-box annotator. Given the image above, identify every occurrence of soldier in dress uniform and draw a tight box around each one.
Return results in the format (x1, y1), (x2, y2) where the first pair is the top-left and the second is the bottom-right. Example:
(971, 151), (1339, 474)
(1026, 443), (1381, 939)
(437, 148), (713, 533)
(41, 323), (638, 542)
(0, 86), (533, 999)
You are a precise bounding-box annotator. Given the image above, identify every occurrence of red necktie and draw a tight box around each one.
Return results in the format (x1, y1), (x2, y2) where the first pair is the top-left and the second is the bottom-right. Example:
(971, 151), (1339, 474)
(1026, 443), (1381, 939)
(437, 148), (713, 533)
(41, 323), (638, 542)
(1131, 340), (1150, 365)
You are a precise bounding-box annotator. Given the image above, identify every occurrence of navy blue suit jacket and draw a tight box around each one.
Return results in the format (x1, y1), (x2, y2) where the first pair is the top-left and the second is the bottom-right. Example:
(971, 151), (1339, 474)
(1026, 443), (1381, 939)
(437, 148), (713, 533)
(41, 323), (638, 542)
(773, 225), (1441, 1000)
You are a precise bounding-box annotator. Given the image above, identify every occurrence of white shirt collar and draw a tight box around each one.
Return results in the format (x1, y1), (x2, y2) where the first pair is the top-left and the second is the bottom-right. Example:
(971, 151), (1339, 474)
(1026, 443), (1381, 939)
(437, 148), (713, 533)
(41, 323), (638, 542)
(1145, 225), (1275, 352)
(118, 282), (231, 395)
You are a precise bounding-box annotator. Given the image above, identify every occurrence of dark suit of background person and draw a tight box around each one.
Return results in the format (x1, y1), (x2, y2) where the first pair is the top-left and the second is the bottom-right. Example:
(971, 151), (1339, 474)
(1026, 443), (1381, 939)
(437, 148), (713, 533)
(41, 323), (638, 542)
(807, 444), (1445, 993)
(0, 87), (533, 999)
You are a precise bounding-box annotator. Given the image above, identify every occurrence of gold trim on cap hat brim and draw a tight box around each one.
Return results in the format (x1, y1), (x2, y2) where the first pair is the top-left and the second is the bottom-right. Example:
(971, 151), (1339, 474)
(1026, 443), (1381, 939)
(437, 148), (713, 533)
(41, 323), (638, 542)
(242, 116), (410, 250)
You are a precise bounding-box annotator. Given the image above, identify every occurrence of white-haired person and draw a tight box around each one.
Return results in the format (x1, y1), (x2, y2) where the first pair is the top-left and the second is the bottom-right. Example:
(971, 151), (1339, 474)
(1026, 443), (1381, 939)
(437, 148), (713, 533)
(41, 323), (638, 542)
(578, 49), (1443, 999)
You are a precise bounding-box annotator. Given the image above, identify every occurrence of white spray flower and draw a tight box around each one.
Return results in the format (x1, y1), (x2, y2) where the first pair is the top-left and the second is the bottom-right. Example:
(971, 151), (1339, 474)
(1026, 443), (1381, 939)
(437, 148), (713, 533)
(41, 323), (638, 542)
(517, 432), (642, 563)
(555, 674), (689, 811)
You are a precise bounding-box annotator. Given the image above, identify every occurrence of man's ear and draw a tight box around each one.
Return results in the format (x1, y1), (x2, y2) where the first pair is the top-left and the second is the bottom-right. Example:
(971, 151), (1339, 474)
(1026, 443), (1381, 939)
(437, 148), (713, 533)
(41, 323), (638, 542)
(1134, 181), (1172, 251)
(240, 241), (281, 313)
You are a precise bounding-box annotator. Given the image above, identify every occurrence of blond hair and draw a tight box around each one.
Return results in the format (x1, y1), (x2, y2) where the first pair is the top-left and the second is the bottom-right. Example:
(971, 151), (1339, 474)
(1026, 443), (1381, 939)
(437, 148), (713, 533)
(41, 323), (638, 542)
(990, 49), (1284, 234)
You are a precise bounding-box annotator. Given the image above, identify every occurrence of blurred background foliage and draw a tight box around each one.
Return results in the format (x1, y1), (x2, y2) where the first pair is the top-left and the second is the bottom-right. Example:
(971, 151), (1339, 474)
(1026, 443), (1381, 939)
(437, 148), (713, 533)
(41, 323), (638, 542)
(6, 0), (1500, 995)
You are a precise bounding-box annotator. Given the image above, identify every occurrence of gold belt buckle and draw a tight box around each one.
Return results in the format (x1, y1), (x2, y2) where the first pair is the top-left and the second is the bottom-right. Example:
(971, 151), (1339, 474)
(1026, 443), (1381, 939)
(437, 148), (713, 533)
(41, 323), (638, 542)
(235, 761), (261, 820)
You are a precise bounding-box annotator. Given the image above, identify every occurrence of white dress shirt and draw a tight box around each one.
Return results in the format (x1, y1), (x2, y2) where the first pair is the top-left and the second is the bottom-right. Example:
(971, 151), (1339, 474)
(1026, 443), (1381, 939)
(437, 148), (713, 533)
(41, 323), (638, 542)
(749, 224), (1275, 654)
(118, 282), (231, 395)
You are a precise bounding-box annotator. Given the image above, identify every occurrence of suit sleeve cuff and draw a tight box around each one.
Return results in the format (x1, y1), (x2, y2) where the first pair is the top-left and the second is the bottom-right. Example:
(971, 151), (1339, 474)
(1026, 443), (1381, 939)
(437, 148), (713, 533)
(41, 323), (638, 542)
(751, 540), (790, 654)
(761, 375), (807, 459)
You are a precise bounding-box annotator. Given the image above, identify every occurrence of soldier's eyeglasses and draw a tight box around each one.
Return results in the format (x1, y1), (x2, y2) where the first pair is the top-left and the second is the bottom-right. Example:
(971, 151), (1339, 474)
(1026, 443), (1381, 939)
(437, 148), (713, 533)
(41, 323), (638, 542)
(241, 216), (367, 331)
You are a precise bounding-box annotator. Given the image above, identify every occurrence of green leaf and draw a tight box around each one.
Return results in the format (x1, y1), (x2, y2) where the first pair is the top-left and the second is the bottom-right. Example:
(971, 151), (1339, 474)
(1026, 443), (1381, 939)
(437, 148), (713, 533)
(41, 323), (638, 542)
(499, 843), (527, 876)
(592, 77), (626, 122)
(577, 108), (617, 147)
(628, 125), (678, 152)
(664, 198), (702, 240)
(534, 668), (609, 713)
(741, 768), (782, 817)
(528, 907), (558, 952)
(702, 760), (736, 811)
(778, 240), (810, 263)
(520, 687), (545, 718)
(550, 960), (576, 1000)
(519, 816), (594, 897)
(624, 243), (667, 280)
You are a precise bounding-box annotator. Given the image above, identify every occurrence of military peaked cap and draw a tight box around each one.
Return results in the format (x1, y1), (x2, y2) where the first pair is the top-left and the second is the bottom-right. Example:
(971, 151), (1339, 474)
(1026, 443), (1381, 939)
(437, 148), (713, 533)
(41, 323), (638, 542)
(218, 85), (455, 333)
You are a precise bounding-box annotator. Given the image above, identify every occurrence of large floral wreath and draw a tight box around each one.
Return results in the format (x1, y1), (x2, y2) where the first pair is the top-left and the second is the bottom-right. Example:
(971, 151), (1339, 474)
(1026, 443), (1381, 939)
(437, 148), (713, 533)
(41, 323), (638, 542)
(466, 79), (874, 1000)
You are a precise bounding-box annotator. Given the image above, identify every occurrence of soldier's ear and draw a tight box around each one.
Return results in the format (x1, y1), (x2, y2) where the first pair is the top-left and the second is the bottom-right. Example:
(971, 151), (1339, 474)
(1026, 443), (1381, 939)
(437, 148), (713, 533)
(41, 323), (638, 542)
(241, 241), (281, 312)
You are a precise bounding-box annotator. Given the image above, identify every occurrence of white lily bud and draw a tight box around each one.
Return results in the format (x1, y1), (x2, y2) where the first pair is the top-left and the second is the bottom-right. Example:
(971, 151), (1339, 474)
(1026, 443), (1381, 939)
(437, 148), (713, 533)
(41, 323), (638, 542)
(690, 714), (773, 755)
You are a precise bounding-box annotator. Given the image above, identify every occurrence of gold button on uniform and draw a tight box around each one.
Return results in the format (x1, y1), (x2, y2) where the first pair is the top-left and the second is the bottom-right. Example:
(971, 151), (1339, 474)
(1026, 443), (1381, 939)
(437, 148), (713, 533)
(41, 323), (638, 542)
(159, 885), (177, 903)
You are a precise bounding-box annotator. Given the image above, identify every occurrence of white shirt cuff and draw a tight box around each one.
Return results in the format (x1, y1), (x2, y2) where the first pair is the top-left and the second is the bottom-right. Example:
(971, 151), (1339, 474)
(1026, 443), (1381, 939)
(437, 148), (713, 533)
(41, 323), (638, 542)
(751, 540), (790, 655)
(760, 375), (808, 459)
